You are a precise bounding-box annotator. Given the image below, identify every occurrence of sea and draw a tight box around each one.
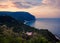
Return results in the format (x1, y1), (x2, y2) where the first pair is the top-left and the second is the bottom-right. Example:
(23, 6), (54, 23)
(25, 18), (60, 38)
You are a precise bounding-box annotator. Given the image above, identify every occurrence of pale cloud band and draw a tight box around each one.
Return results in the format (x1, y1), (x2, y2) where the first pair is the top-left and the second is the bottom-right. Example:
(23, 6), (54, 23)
(0, 0), (41, 8)
(0, 0), (60, 9)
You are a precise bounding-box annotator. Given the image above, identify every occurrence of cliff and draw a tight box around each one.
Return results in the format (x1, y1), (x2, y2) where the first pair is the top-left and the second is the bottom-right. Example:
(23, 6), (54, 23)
(0, 11), (35, 22)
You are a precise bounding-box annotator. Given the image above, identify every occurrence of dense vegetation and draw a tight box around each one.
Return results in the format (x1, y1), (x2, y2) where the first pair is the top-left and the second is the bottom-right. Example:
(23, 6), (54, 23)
(0, 15), (60, 43)
(0, 24), (60, 43)
(0, 11), (35, 22)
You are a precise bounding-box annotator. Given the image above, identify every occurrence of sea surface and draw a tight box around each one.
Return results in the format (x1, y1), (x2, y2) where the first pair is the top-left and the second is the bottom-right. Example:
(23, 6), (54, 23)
(25, 18), (60, 37)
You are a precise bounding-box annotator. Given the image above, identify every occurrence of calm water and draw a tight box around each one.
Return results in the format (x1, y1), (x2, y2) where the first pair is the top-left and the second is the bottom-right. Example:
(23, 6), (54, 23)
(26, 18), (60, 37)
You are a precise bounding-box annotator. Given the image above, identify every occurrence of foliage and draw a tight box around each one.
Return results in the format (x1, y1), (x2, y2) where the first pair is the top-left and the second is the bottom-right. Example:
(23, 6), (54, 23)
(0, 24), (59, 43)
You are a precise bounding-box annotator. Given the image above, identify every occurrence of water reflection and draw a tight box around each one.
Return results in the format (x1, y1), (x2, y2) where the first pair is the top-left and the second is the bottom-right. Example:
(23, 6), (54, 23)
(25, 18), (60, 37)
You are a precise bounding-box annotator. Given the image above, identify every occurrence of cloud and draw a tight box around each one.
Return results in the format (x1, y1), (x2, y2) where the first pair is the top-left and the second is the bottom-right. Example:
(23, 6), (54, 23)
(10, 0), (60, 9)
(10, 0), (42, 8)
(0, 0), (7, 2)
(27, 0), (60, 18)
(26, 0), (60, 18)
(0, 0), (60, 9)
(27, 5), (60, 18)
(42, 0), (60, 8)
(0, 0), (60, 18)
(13, 2), (32, 8)
(0, 5), (8, 8)
(0, 0), (42, 8)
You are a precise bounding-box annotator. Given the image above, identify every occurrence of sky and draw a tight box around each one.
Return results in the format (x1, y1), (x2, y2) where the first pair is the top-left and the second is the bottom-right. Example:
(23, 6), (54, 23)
(0, 0), (60, 18)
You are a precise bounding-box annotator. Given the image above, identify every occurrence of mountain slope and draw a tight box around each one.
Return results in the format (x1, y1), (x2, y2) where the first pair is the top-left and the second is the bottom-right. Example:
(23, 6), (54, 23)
(0, 11), (35, 22)
(0, 15), (59, 43)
